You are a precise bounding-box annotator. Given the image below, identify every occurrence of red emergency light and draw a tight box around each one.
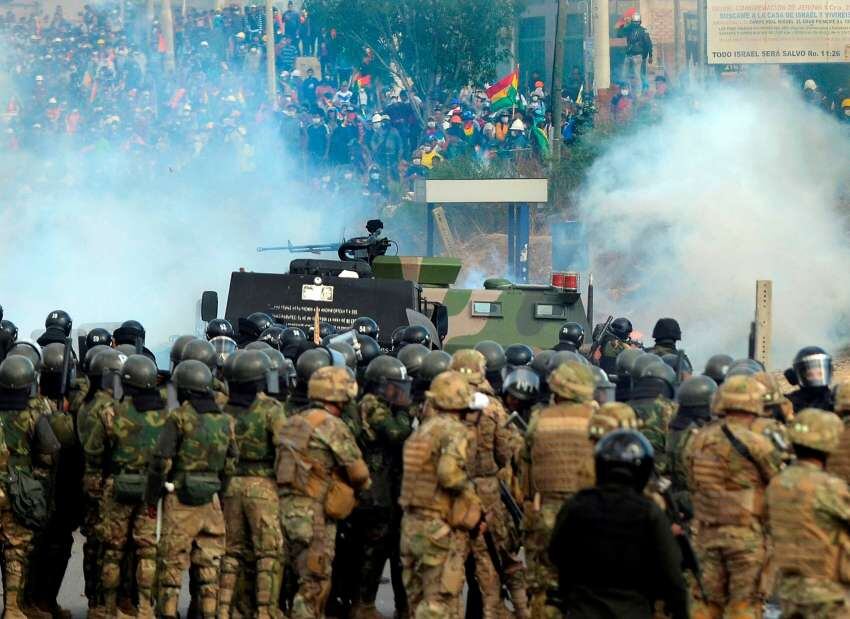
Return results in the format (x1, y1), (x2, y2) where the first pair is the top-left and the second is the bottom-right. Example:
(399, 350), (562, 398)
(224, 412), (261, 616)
(551, 271), (579, 292)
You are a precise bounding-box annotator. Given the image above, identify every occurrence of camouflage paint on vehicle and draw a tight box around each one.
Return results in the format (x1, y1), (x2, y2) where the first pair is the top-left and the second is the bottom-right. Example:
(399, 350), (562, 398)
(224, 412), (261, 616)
(372, 256), (588, 353)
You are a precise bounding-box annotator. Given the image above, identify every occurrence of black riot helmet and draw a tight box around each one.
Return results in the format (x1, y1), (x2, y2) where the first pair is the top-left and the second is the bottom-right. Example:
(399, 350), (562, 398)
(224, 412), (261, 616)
(728, 358), (764, 379)
(86, 328), (113, 349)
(45, 309), (73, 336)
(652, 317), (682, 342)
(0, 320), (18, 344)
(609, 317), (633, 341)
(530, 349), (555, 377)
(502, 366), (541, 402)
(281, 327), (307, 347)
(353, 316), (379, 339)
(616, 349), (645, 377)
(703, 354), (734, 385)
(594, 429), (654, 492)
(792, 346), (832, 388)
(402, 325), (431, 349)
(474, 340), (507, 373)
(173, 359), (213, 396)
(662, 353), (692, 378)
(327, 341), (357, 370)
(308, 322), (336, 342)
(170, 336), (197, 369)
(89, 348), (125, 386)
(397, 343), (430, 377)
(558, 322), (585, 348)
(0, 355), (36, 391)
(296, 347), (333, 384)
(364, 355), (412, 406)
(116, 344), (137, 358)
(122, 354), (159, 390)
(181, 339), (217, 370)
(84, 345), (110, 373)
(259, 326), (287, 350)
(261, 348), (296, 395)
(356, 335), (382, 367)
(505, 344), (534, 369)
(40, 342), (68, 374)
(547, 351), (589, 375)
(637, 361), (676, 399)
(205, 318), (235, 341)
(591, 366), (615, 404)
(238, 312), (274, 344)
(113, 320), (145, 346)
(677, 375), (718, 409)
(227, 349), (271, 384)
(246, 341), (273, 351)
(390, 326), (406, 351)
(419, 350), (453, 384)
(633, 353), (663, 378)
(8, 342), (42, 370)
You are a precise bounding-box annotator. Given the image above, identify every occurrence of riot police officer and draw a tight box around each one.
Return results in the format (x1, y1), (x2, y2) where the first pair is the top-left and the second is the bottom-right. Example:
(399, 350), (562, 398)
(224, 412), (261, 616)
(553, 322), (584, 352)
(785, 346), (834, 411)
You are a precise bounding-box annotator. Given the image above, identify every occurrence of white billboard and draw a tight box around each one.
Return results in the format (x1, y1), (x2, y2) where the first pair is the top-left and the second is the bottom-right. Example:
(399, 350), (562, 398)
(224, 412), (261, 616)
(707, 1), (850, 64)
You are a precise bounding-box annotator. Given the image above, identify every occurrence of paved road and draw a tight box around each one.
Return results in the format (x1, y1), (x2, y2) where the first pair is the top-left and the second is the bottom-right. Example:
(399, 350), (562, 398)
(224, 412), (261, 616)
(48, 533), (398, 617)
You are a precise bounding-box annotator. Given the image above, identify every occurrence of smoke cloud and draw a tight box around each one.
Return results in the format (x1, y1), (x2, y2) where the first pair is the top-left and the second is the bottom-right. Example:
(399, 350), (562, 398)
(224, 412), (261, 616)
(579, 75), (850, 370)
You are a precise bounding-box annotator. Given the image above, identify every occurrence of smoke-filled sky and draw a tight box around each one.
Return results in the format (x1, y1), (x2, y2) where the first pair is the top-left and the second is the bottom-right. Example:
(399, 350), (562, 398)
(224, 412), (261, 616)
(579, 75), (850, 369)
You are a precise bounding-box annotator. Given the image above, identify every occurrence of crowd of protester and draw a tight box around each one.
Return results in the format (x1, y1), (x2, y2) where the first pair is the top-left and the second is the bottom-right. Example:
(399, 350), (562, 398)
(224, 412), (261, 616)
(0, 1), (602, 202)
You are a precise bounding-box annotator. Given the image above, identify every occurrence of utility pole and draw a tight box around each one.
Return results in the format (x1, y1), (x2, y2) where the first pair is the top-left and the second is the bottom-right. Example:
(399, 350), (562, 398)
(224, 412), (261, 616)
(593, 0), (610, 90)
(551, 0), (568, 161)
(265, 0), (277, 103)
(161, 0), (176, 73)
(697, 0), (707, 76)
(673, 0), (682, 76)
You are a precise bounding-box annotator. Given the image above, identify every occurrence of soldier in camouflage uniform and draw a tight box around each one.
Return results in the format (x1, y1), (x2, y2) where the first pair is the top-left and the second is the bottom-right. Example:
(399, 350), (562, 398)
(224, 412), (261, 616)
(275, 366), (371, 619)
(0, 355), (61, 619)
(218, 350), (287, 619)
(597, 317), (634, 374)
(285, 348), (334, 417)
(28, 343), (86, 618)
(77, 346), (126, 617)
(399, 370), (482, 619)
(645, 318), (692, 370)
(83, 355), (167, 618)
(628, 361), (678, 475)
(337, 355), (413, 619)
(450, 349), (519, 619)
(182, 338), (230, 409)
(667, 375), (717, 520)
(145, 359), (239, 619)
(766, 408), (850, 618)
(827, 382), (850, 483)
(588, 401), (641, 443)
(521, 361), (596, 619)
(684, 375), (784, 619)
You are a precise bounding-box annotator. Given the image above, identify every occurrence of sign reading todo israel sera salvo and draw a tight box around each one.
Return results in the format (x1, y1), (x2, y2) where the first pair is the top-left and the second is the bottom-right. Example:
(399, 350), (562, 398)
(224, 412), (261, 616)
(707, 0), (850, 63)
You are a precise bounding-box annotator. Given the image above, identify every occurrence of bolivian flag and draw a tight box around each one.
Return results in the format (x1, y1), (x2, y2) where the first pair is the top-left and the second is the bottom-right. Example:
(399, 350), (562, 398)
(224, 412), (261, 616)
(486, 68), (519, 113)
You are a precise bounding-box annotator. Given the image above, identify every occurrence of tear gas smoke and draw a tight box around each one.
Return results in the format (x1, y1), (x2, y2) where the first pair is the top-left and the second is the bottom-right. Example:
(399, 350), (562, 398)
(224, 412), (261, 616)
(579, 77), (850, 369)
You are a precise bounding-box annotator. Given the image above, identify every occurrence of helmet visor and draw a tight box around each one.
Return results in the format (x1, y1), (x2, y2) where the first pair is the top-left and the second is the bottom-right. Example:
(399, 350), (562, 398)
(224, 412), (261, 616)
(795, 353), (832, 387)
(380, 378), (412, 407)
(210, 336), (237, 367)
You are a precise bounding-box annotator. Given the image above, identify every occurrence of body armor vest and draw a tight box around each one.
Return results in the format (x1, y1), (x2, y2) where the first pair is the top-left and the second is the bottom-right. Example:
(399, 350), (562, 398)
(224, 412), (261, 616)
(530, 402), (594, 495)
(399, 417), (453, 517)
(276, 408), (333, 499)
(828, 424), (850, 484)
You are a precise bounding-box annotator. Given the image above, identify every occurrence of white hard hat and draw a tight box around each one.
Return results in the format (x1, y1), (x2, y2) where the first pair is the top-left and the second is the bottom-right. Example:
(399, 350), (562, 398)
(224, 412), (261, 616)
(804, 79), (817, 91)
(632, 12), (641, 22)
(280, 70), (290, 77)
(291, 69), (302, 77)
(235, 31), (245, 39)
(371, 113), (383, 123)
(510, 118), (525, 131)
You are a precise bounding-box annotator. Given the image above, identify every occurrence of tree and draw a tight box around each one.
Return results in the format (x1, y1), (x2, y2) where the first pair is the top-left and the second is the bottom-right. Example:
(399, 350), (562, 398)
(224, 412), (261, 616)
(306, 0), (522, 115)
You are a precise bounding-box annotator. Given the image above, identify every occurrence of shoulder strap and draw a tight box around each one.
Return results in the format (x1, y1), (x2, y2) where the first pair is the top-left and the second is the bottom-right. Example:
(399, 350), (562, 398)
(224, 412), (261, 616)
(721, 423), (769, 485)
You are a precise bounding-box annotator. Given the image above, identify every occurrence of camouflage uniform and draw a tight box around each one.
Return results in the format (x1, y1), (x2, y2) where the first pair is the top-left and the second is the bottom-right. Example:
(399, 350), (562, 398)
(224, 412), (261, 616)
(342, 391), (412, 616)
(684, 376), (784, 619)
(28, 395), (85, 617)
(827, 383), (850, 484)
(218, 393), (287, 619)
(0, 397), (60, 619)
(399, 371), (481, 619)
(84, 394), (168, 618)
(149, 399), (238, 618)
(521, 362), (596, 619)
(628, 394), (677, 475)
(213, 377), (230, 409)
(275, 366), (371, 619)
(77, 388), (119, 614)
(451, 350), (517, 619)
(598, 337), (629, 374)
(767, 410), (850, 619)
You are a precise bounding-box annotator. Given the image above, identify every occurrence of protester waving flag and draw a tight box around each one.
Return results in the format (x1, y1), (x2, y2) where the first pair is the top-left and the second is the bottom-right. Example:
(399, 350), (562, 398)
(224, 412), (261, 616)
(486, 67), (519, 113)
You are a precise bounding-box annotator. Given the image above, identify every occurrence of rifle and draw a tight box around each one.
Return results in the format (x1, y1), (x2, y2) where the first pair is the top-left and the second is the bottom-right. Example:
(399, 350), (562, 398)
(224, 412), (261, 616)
(588, 315), (614, 361)
(504, 411), (528, 434)
(58, 337), (73, 410)
(653, 475), (706, 599)
(499, 479), (524, 529)
(478, 525), (513, 603)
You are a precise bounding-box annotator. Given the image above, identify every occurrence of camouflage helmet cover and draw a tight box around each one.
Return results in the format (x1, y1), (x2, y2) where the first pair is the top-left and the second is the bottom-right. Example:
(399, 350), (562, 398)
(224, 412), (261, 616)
(547, 361), (595, 402)
(426, 370), (474, 411)
(588, 402), (640, 440)
(308, 365), (358, 403)
(450, 349), (487, 385)
(834, 382), (850, 415)
(789, 408), (843, 453)
(711, 375), (766, 416)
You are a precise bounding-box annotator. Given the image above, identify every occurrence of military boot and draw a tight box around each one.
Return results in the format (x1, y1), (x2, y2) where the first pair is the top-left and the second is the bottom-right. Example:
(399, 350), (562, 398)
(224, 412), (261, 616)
(352, 602), (383, 619)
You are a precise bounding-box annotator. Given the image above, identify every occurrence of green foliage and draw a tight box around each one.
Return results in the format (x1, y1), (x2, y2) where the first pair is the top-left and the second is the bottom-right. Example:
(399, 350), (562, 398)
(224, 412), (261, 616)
(306, 0), (523, 104)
